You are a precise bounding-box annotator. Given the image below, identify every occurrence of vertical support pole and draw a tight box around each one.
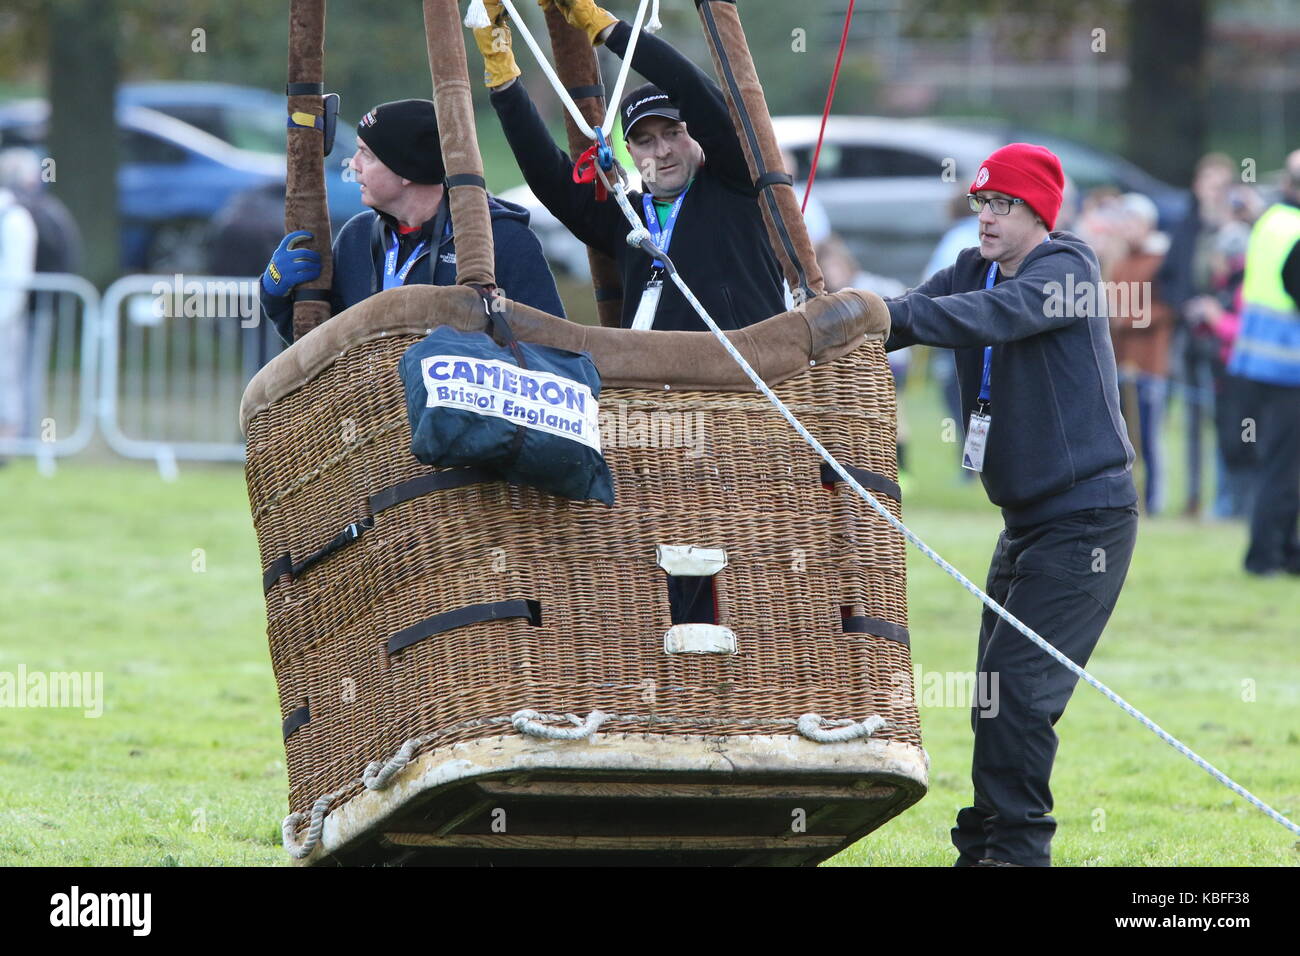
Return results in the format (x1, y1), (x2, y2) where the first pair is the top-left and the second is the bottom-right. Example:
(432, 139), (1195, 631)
(423, 0), (496, 288)
(543, 5), (625, 327)
(286, 0), (334, 340)
(695, 0), (824, 301)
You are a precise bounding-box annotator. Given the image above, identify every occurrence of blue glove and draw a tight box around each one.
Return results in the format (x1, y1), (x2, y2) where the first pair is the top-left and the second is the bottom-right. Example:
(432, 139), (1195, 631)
(262, 230), (322, 297)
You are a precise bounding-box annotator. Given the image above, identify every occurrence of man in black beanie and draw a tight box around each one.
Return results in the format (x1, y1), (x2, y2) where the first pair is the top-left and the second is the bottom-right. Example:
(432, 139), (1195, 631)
(260, 98), (565, 345)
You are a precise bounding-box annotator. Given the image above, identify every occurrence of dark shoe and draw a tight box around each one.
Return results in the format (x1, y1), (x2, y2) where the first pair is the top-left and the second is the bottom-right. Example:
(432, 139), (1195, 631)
(973, 858), (1023, 867)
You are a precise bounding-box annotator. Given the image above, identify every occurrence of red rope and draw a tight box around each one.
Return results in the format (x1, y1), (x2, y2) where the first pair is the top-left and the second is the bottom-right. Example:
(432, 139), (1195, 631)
(802, 0), (856, 213)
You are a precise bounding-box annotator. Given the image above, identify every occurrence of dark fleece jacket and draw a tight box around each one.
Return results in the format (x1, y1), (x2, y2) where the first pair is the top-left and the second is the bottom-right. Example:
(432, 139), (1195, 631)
(262, 193), (565, 346)
(886, 231), (1137, 527)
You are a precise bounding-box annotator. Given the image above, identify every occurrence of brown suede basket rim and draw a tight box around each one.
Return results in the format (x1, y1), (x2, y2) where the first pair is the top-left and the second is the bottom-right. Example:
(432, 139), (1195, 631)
(239, 284), (890, 435)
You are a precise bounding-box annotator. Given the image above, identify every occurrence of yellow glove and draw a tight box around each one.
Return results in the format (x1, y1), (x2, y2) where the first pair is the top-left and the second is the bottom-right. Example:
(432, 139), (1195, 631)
(538, 0), (618, 47)
(471, 1), (521, 89)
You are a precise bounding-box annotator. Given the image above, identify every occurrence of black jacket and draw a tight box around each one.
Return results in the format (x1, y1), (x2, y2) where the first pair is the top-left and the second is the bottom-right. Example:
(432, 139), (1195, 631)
(886, 232), (1137, 527)
(489, 20), (785, 332)
(261, 194), (565, 346)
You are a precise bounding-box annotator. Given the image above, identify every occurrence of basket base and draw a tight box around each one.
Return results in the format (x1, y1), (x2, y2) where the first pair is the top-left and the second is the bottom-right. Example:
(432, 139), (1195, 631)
(297, 732), (929, 867)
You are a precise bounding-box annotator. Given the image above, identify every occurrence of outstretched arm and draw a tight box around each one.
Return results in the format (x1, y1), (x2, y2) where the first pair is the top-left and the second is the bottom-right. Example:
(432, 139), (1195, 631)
(600, 18), (752, 191)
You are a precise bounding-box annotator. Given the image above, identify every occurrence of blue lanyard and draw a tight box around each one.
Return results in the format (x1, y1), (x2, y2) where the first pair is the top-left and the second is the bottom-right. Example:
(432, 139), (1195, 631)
(383, 232), (429, 290)
(641, 185), (689, 269)
(979, 261), (997, 405)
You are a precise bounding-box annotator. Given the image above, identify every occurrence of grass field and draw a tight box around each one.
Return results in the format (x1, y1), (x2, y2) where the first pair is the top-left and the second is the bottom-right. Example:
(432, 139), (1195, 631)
(0, 382), (1296, 867)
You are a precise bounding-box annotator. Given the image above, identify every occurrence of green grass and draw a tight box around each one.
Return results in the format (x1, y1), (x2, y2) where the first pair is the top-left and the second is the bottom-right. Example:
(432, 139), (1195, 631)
(0, 379), (1296, 866)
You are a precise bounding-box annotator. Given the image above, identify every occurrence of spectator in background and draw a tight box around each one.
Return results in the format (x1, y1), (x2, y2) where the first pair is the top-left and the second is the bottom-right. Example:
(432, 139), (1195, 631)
(1226, 149), (1300, 576)
(1158, 153), (1236, 518)
(1193, 215), (1259, 520)
(0, 148), (84, 442)
(1107, 193), (1174, 515)
(0, 148), (82, 276)
(0, 180), (37, 453)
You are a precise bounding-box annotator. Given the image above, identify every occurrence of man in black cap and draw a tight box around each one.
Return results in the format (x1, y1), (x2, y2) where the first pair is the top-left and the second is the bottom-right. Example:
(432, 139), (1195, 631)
(260, 98), (565, 345)
(473, 2), (785, 332)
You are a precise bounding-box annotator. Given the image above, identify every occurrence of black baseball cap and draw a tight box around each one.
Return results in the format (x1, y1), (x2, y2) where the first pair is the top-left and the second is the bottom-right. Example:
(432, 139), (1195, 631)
(618, 83), (681, 138)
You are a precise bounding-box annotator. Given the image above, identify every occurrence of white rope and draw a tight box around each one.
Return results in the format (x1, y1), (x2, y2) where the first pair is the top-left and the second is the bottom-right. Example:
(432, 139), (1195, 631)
(281, 791), (343, 859)
(362, 738), (422, 789)
(593, 168), (1300, 840)
(511, 708), (609, 739)
(600, 0), (651, 136)
(488, 0), (652, 139)
(645, 0), (662, 34)
(797, 714), (888, 743)
(497, 0), (598, 138)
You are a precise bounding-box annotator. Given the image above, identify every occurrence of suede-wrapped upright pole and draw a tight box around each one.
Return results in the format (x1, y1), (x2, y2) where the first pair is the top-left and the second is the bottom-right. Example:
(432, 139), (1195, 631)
(543, 4), (624, 327)
(423, 0), (495, 288)
(695, 0), (824, 301)
(286, 0), (334, 339)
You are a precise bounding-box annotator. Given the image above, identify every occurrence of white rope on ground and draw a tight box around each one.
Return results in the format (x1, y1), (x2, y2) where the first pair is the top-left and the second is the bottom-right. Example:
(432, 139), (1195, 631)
(797, 714), (888, 743)
(511, 708), (609, 739)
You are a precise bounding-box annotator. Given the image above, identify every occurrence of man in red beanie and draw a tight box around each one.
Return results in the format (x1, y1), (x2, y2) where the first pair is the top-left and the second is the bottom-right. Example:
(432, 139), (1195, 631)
(886, 143), (1138, 866)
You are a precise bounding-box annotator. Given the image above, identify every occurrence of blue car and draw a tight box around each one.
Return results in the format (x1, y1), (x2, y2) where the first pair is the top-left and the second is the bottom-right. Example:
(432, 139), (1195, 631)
(0, 83), (367, 273)
(118, 82), (367, 230)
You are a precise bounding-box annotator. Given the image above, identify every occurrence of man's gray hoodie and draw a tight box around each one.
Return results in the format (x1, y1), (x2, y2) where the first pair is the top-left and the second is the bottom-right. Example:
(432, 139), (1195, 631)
(885, 231), (1137, 527)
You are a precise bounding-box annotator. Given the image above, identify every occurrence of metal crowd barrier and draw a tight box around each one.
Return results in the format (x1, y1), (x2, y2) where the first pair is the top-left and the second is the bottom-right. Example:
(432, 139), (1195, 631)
(98, 274), (284, 478)
(0, 273), (101, 474)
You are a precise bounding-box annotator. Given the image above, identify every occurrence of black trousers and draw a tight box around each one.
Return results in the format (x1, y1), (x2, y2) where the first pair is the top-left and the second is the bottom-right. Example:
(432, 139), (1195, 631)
(1240, 379), (1300, 574)
(952, 505), (1138, 866)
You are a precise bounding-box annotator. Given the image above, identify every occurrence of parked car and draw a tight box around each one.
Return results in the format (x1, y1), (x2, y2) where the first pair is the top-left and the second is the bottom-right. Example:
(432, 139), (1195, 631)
(0, 84), (367, 273)
(119, 82), (366, 229)
(503, 115), (1187, 285)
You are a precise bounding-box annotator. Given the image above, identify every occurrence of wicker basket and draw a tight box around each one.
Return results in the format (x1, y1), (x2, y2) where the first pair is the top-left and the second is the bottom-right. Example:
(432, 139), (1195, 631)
(241, 283), (926, 865)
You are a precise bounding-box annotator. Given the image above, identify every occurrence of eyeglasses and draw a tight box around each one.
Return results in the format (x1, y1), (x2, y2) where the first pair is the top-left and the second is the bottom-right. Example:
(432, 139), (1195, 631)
(967, 194), (1026, 216)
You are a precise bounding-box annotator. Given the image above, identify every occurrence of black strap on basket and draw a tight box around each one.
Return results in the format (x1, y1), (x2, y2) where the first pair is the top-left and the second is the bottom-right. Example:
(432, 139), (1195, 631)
(843, 614), (910, 647)
(388, 599), (541, 654)
(369, 467), (495, 514)
(263, 469), (498, 591)
(819, 461), (902, 503)
(282, 704), (311, 740)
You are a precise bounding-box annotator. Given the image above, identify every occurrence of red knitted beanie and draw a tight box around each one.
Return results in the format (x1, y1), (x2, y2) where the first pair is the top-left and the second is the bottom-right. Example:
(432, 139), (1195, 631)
(969, 143), (1065, 229)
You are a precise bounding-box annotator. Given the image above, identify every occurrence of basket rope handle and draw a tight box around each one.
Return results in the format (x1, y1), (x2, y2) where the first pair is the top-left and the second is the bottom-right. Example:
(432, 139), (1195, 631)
(797, 713), (888, 744)
(511, 709), (608, 740)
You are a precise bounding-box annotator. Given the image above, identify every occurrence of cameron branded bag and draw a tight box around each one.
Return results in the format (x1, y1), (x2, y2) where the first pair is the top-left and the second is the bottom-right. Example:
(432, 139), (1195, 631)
(398, 307), (614, 504)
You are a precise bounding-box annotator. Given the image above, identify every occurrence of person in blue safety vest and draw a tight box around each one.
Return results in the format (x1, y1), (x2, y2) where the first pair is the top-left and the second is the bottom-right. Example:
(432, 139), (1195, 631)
(470, 0), (786, 334)
(884, 143), (1139, 867)
(1226, 148), (1300, 576)
(259, 98), (565, 346)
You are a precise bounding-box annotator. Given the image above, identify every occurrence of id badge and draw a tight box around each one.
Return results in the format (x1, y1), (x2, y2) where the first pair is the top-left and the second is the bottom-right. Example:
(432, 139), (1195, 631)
(962, 411), (991, 473)
(631, 279), (663, 331)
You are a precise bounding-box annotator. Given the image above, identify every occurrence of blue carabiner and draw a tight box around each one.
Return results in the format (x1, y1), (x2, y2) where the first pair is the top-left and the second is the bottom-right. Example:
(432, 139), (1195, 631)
(594, 127), (613, 171)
